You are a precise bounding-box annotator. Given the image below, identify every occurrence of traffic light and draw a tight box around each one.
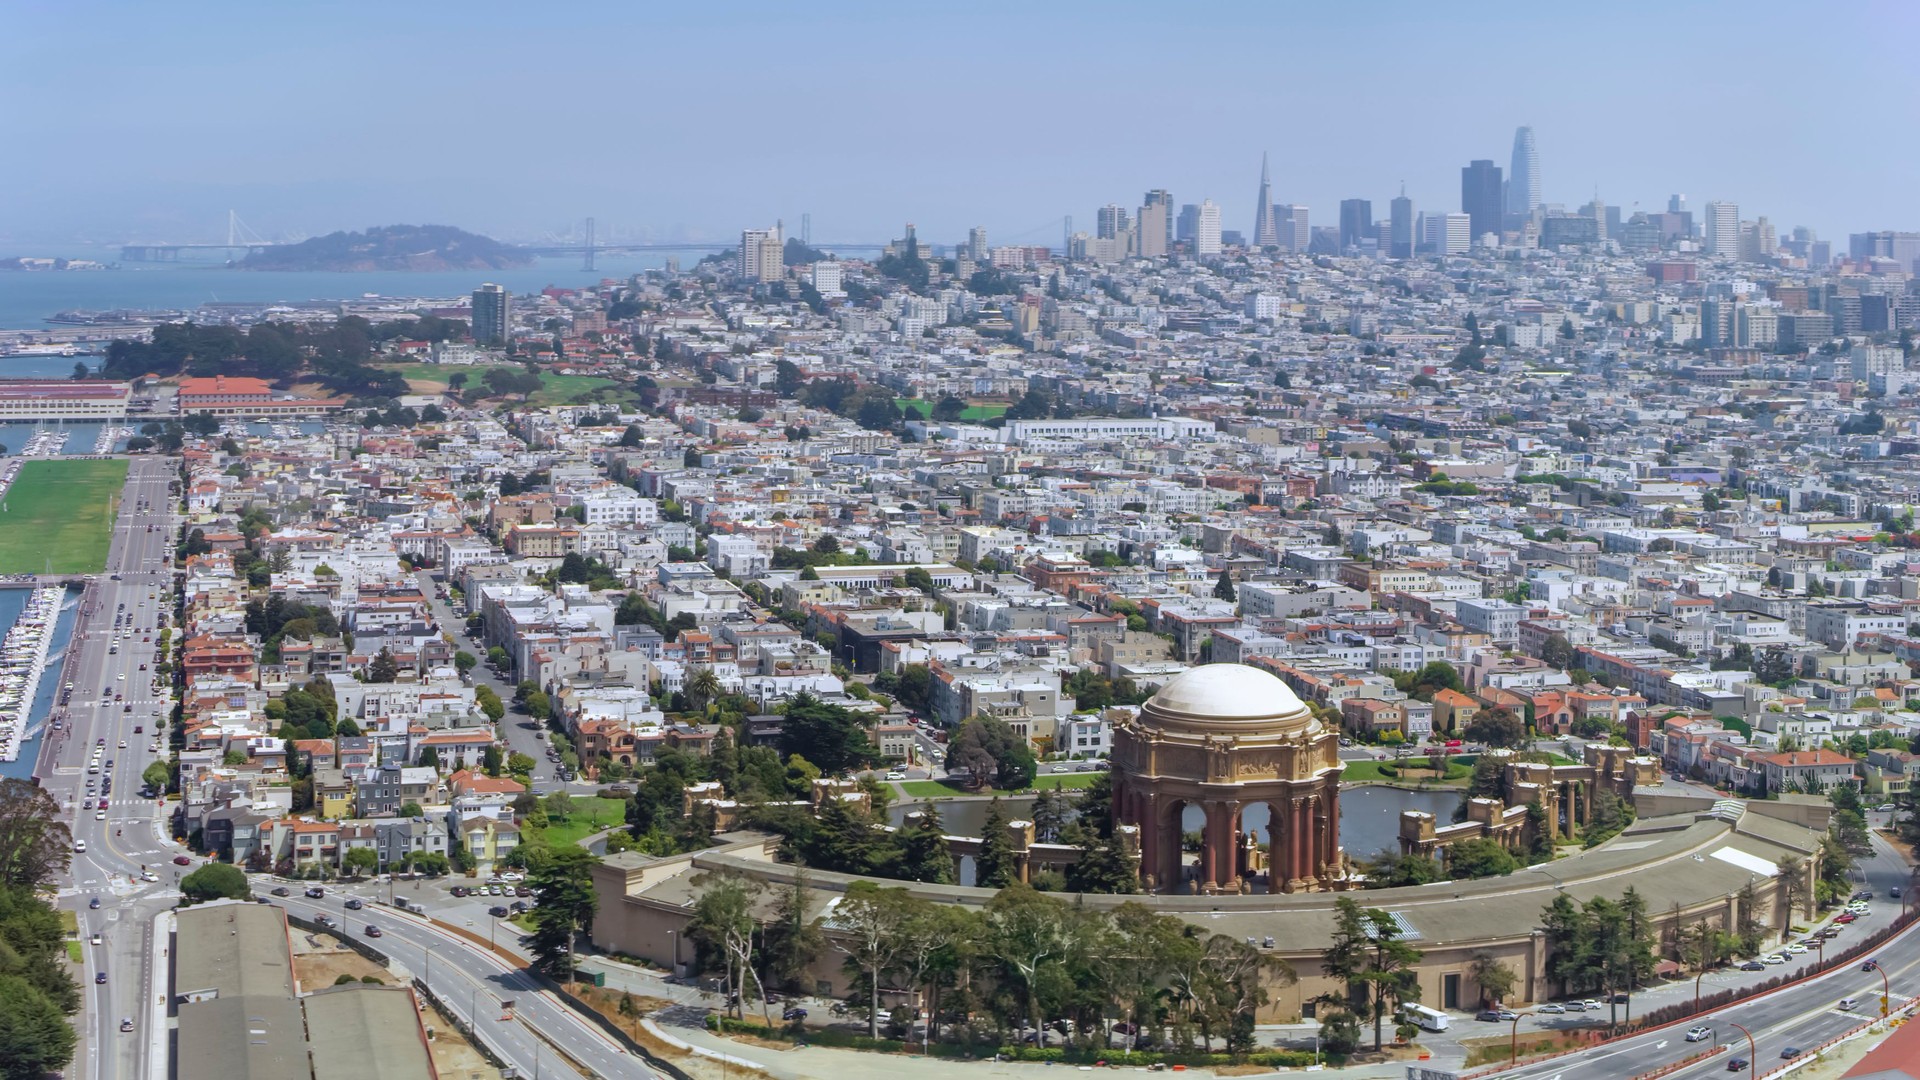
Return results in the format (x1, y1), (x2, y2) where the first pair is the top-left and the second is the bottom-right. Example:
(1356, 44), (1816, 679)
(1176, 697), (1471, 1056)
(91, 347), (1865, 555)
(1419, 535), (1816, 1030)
(1882, 996), (1890, 1017)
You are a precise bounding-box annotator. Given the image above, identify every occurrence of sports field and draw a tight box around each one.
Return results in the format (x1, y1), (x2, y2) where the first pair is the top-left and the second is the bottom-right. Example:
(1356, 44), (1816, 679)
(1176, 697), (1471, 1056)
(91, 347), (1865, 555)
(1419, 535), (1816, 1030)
(0, 458), (129, 573)
(894, 399), (1008, 421)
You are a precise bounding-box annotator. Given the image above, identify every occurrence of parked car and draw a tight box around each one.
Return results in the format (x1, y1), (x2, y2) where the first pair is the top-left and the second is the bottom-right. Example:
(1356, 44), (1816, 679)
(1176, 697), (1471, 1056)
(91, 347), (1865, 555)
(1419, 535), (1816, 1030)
(489, 905), (509, 917)
(1536, 1003), (1565, 1014)
(1739, 961), (1767, 971)
(1685, 1026), (1713, 1042)
(1762, 954), (1788, 965)
(1580, 999), (1601, 1011)
(782, 1006), (808, 1022)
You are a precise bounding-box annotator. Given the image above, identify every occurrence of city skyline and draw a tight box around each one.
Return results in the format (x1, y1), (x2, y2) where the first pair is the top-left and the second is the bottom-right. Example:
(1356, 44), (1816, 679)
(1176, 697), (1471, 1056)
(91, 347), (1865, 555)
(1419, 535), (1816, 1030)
(2, 1), (1916, 248)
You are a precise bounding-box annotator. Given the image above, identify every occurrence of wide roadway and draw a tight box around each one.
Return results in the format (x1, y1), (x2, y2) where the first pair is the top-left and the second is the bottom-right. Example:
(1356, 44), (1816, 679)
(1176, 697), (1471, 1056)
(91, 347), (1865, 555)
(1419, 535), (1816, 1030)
(47, 455), (184, 1080)
(1500, 839), (1918, 1080)
(250, 884), (658, 1080)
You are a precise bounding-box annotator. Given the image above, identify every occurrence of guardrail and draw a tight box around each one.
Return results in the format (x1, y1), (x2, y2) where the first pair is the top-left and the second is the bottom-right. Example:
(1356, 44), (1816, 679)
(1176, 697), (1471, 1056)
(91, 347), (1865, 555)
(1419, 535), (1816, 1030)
(1632, 1042), (1727, 1080)
(1469, 907), (1920, 1078)
(526, 967), (699, 1080)
(1755, 997), (1919, 1080)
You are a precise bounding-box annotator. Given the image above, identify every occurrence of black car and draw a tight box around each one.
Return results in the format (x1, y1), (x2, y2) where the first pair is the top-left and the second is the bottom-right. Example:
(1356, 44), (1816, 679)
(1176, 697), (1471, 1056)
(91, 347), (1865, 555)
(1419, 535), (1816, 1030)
(270, 886), (290, 897)
(364, 925), (382, 938)
(95, 972), (107, 985)
(343, 898), (363, 910)
(1740, 961), (1767, 971)
(782, 1007), (808, 1022)
(1781, 1047), (1800, 1060)
(489, 905), (510, 917)
(88, 897), (100, 909)
(1727, 1058), (1749, 1072)
(304, 887), (324, 899)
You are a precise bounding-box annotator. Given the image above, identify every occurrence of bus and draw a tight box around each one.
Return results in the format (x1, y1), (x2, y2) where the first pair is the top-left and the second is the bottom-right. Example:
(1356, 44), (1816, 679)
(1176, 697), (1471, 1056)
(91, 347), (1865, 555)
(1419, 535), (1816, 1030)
(1398, 1003), (1450, 1032)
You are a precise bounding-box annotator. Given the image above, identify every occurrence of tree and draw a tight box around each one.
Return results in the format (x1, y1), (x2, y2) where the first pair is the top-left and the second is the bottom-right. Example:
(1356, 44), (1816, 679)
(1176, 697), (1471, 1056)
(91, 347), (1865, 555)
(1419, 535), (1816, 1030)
(833, 881), (916, 1038)
(180, 862), (251, 904)
(0, 780), (74, 891)
(368, 648), (400, 684)
(1212, 568), (1237, 603)
(896, 810), (953, 884)
(983, 884), (1073, 1040)
(398, 802), (424, 818)
(1470, 952), (1517, 1007)
(1464, 706), (1526, 749)
(0, 973), (76, 1080)
(761, 869), (826, 994)
(416, 745), (440, 770)
(1445, 838), (1518, 879)
(690, 873), (769, 1021)
(944, 714), (1036, 791)
(975, 797), (1017, 889)
(528, 848), (600, 978)
(453, 650), (477, 675)
(141, 760), (172, 792)
(507, 752), (536, 777)
(1323, 896), (1424, 1052)
(482, 744), (504, 777)
(342, 846), (378, 878)
(1540, 633), (1574, 671)
(1028, 784), (1070, 843)
(776, 694), (876, 774)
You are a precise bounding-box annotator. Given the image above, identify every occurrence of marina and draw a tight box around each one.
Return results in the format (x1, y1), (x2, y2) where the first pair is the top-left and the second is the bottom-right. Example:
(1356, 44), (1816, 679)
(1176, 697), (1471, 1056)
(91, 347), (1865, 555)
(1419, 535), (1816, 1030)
(0, 587), (63, 763)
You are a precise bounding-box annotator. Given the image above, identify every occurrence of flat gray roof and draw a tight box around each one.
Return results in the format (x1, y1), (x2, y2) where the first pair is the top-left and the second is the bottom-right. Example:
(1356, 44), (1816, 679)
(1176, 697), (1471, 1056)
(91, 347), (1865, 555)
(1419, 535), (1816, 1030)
(175, 900), (308, 1080)
(304, 985), (436, 1080)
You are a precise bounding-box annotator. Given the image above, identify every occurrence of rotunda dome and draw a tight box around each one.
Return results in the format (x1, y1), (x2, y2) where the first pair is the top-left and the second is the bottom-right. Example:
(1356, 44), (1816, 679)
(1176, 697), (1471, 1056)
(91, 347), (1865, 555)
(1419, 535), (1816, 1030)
(1135, 663), (1315, 736)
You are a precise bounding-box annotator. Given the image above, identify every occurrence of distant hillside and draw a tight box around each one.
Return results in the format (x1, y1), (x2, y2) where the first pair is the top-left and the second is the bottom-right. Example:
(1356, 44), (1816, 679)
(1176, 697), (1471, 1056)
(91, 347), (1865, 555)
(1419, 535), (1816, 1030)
(238, 224), (532, 271)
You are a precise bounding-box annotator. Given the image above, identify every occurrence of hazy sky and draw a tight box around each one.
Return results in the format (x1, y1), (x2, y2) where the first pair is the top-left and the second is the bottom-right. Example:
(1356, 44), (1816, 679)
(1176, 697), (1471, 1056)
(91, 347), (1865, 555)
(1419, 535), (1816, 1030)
(4, 0), (1915, 249)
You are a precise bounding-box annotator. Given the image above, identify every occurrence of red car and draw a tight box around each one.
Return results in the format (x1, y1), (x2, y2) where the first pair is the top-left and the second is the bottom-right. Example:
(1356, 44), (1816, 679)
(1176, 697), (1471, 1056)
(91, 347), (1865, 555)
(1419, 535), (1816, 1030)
(1836, 913), (1857, 924)
(172, 855), (192, 866)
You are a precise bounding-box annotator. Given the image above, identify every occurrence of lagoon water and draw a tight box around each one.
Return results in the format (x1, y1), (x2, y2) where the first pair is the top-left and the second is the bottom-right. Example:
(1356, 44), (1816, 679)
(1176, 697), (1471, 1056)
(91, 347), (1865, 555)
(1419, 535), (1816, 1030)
(887, 784), (1462, 885)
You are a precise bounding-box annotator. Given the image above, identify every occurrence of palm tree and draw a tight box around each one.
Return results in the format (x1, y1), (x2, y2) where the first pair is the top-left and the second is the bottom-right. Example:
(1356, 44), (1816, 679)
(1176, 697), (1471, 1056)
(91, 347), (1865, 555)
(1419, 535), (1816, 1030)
(686, 668), (722, 715)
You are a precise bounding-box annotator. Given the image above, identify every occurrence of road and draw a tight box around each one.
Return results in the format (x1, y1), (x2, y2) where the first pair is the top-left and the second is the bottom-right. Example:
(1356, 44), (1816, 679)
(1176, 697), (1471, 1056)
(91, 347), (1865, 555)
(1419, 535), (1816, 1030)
(45, 455), (183, 1080)
(1496, 830), (1919, 1080)
(258, 885), (656, 1080)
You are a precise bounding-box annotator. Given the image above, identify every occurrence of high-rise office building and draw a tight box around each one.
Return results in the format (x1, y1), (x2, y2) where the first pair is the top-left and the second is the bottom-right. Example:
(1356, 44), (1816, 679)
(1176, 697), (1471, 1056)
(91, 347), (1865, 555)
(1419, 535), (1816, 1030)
(1339, 198), (1372, 253)
(1252, 153), (1278, 247)
(1668, 194), (1689, 214)
(1389, 190), (1415, 258)
(1703, 201), (1740, 257)
(1275, 205), (1310, 253)
(967, 226), (988, 263)
(1461, 159), (1503, 242)
(1177, 204), (1201, 245)
(1506, 126), (1540, 224)
(1195, 199), (1223, 256)
(1096, 204), (1129, 240)
(1849, 231), (1920, 273)
(1139, 190), (1173, 259)
(471, 284), (509, 345)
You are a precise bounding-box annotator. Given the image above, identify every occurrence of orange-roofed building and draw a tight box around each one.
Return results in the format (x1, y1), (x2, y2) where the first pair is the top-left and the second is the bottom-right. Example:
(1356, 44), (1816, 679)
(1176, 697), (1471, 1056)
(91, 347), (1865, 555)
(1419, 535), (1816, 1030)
(177, 375), (344, 416)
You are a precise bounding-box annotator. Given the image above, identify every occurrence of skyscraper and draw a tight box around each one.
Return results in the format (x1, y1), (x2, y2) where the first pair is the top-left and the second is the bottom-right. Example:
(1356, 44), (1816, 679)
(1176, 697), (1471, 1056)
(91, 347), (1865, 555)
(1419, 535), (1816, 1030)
(1137, 191), (1173, 259)
(1505, 126), (1540, 224)
(1275, 205), (1310, 253)
(471, 284), (509, 345)
(1096, 204), (1129, 240)
(1252, 153), (1278, 247)
(1389, 190), (1415, 258)
(740, 225), (784, 282)
(1339, 199), (1372, 253)
(1704, 201), (1740, 257)
(1195, 199), (1223, 256)
(967, 226), (988, 262)
(1461, 159), (1503, 242)
(1177, 204), (1201, 245)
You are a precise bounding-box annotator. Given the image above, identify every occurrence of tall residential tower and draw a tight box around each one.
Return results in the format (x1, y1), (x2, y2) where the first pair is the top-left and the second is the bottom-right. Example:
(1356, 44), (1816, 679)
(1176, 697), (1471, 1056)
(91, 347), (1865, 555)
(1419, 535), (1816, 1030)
(471, 283), (509, 345)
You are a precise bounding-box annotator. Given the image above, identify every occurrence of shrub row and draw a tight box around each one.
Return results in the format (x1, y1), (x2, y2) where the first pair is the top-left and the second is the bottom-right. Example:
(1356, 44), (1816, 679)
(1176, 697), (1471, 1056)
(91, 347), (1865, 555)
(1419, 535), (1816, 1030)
(705, 1016), (1324, 1067)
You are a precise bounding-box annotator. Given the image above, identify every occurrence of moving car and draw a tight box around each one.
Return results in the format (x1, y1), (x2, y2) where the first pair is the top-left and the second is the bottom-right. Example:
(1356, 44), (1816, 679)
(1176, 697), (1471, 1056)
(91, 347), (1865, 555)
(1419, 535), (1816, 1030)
(343, 899), (363, 910)
(120, 1018), (135, 1033)
(270, 886), (290, 897)
(88, 897), (100, 909)
(363, 925), (382, 938)
(489, 905), (510, 917)
(1839, 998), (1858, 1011)
(304, 886), (324, 899)
(1685, 1026), (1713, 1042)
(95, 972), (107, 984)
(1727, 1058), (1749, 1072)
(1781, 1047), (1799, 1060)
(173, 855), (191, 865)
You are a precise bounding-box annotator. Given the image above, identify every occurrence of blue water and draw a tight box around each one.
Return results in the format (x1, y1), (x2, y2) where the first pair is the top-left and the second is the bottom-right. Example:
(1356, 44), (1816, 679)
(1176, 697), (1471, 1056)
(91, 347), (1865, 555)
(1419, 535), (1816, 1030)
(0, 586), (80, 781)
(0, 422), (120, 456)
(0, 250), (721, 331)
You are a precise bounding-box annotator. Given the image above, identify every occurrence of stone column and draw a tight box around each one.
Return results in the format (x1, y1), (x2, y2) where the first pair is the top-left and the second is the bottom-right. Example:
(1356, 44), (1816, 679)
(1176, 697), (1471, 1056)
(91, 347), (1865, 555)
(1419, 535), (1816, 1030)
(1267, 800), (1288, 889)
(1202, 801), (1240, 892)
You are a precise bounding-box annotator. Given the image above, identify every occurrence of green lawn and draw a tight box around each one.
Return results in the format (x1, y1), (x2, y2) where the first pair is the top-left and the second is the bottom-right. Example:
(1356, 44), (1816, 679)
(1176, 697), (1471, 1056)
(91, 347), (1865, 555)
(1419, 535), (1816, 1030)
(375, 363), (633, 407)
(65, 940), (82, 964)
(530, 796), (627, 848)
(897, 772), (1099, 798)
(1341, 759), (1472, 783)
(0, 458), (128, 573)
(374, 361), (512, 390)
(895, 399), (1009, 422)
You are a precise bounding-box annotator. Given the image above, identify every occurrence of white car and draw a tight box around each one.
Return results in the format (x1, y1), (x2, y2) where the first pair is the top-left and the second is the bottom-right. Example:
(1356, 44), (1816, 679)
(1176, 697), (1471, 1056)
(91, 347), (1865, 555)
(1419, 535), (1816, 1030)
(1686, 1026), (1713, 1042)
(884, 771), (905, 780)
(73, 840), (86, 853)
(1537, 1003), (1565, 1014)
(1763, 954), (1788, 965)
(1784, 943), (1808, 954)
(95, 810), (106, 820)
(1580, 999), (1601, 1011)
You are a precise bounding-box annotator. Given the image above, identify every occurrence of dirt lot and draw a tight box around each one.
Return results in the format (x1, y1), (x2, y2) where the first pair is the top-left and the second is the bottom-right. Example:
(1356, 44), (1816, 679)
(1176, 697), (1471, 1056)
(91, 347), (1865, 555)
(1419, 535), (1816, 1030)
(421, 997), (504, 1080)
(289, 928), (391, 990)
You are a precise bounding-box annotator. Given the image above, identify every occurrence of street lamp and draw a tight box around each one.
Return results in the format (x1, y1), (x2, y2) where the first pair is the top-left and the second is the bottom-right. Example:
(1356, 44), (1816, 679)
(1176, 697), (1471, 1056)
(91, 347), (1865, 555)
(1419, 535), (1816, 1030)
(666, 929), (680, 977)
(1508, 1010), (1537, 1067)
(1724, 1020), (1757, 1078)
(1864, 960), (1891, 1017)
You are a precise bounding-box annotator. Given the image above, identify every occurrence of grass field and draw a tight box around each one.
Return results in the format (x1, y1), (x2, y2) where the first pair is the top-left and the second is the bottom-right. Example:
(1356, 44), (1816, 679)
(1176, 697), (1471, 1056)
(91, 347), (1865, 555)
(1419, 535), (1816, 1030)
(531, 796), (627, 848)
(374, 363), (632, 407)
(0, 458), (128, 573)
(896, 772), (1099, 798)
(895, 399), (1008, 421)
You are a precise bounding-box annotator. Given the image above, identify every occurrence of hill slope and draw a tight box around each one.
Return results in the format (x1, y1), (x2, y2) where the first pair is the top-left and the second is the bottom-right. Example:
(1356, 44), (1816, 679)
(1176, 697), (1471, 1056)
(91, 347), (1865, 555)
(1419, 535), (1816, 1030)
(238, 224), (532, 271)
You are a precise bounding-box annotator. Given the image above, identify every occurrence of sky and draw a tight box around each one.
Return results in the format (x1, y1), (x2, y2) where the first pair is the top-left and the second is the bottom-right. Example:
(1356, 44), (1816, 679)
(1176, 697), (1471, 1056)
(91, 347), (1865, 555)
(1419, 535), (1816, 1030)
(3, 0), (1916, 250)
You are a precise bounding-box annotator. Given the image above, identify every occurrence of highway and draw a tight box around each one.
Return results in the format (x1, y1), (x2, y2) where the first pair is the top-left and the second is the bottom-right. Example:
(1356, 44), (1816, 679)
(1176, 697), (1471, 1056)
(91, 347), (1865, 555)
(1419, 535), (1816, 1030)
(45, 455), (185, 1080)
(256, 886), (655, 1080)
(1500, 834), (1918, 1080)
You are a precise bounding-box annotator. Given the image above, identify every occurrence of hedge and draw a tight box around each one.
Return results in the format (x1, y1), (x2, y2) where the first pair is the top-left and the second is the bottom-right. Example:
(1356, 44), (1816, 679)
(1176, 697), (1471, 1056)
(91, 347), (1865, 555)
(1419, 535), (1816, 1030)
(706, 1016), (1326, 1067)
